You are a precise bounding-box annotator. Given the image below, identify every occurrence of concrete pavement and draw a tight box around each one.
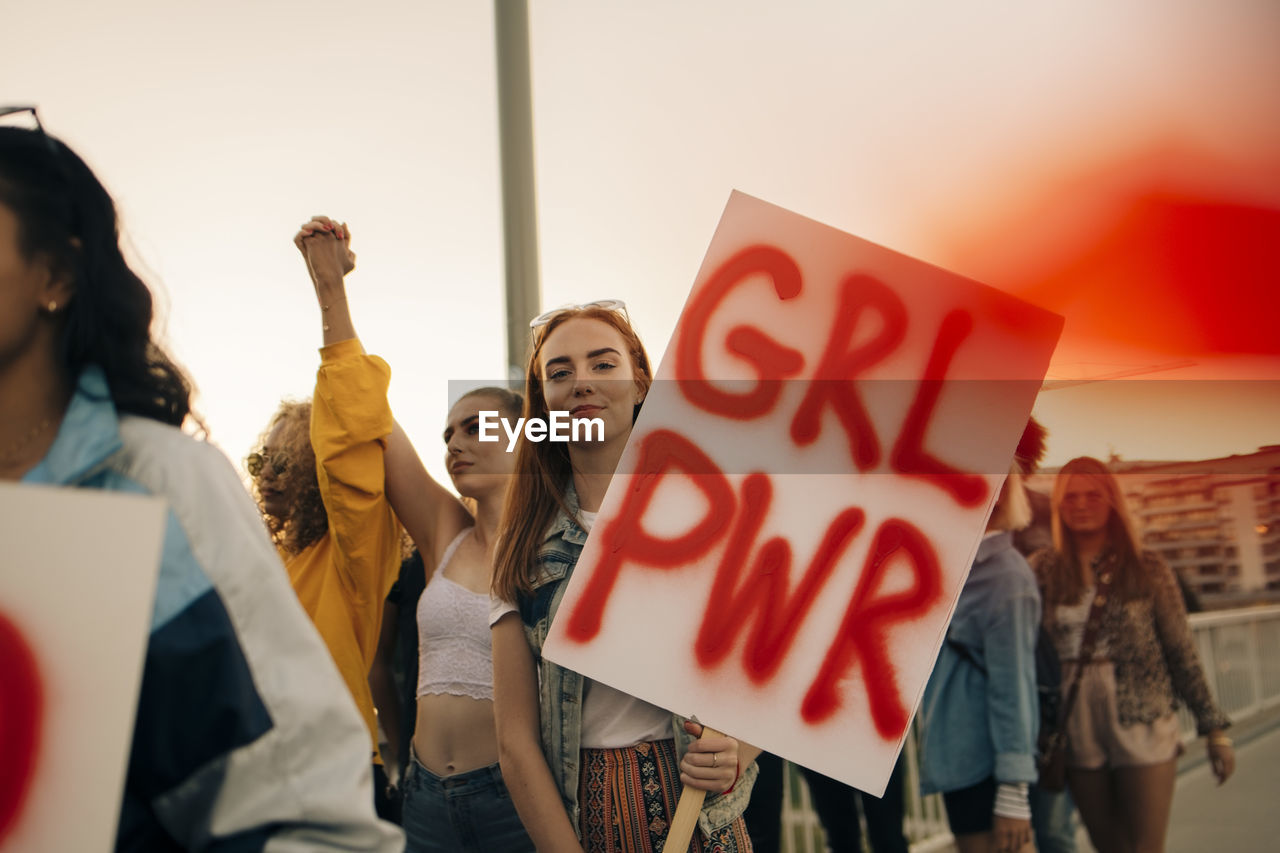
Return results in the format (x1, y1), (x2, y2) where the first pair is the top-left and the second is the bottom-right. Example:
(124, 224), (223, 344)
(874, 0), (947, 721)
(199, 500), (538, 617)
(919, 711), (1280, 852)
(1165, 724), (1279, 853)
(1066, 712), (1280, 853)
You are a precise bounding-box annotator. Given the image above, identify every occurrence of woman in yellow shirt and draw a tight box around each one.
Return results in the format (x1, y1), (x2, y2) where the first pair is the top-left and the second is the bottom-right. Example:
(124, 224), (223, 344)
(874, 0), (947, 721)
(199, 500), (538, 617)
(249, 217), (403, 807)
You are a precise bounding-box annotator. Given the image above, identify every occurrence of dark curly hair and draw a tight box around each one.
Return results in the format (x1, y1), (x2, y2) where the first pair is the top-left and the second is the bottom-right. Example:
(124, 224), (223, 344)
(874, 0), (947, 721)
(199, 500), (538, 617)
(252, 399), (329, 555)
(0, 125), (194, 427)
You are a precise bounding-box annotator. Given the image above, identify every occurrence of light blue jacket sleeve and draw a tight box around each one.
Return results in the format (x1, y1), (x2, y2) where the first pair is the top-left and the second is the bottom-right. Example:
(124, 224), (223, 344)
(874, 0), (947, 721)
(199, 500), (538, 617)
(983, 583), (1041, 784)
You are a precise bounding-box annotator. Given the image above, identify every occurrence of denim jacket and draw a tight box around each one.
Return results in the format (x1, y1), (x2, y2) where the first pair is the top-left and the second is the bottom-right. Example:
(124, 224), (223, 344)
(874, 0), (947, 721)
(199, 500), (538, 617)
(918, 531), (1041, 794)
(516, 486), (757, 839)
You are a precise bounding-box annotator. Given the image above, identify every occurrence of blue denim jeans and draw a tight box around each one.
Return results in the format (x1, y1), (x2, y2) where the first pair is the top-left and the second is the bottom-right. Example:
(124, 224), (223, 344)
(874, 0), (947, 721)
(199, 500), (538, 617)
(1030, 783), (1078, 853)
(401, 751), (534, 853)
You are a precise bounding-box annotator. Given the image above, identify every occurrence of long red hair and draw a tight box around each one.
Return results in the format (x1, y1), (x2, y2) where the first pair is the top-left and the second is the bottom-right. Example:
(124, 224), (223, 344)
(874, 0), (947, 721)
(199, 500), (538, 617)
(491, 306), (652, 603)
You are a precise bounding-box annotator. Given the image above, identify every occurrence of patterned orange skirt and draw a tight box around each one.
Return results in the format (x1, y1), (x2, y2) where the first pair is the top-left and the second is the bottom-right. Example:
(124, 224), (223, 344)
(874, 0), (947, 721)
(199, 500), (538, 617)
(578, 738), (753, 853)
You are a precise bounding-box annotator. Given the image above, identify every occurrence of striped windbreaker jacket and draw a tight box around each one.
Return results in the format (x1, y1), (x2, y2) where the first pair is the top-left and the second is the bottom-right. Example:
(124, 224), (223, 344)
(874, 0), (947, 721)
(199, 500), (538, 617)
(23, 366), (403, 852)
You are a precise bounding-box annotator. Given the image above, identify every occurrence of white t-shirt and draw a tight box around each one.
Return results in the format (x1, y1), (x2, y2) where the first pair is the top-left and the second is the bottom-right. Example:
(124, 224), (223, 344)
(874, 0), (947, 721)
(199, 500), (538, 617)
(490, 507), (672, 748)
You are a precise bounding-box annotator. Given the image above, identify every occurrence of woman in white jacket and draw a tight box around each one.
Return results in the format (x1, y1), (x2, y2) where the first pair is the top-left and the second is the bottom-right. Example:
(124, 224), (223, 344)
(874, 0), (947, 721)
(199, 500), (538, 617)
(0, 109), (400, 851)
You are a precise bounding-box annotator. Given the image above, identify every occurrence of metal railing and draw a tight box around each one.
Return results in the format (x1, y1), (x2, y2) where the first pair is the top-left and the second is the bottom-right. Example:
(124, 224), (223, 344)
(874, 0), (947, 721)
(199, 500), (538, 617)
(779, 605), (1280, 852)
(1178, 605), (1280, 738)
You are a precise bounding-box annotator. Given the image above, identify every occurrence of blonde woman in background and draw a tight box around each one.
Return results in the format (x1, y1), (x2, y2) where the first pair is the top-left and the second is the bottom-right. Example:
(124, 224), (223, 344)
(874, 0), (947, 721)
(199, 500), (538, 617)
(1032, 456), (1233, 853)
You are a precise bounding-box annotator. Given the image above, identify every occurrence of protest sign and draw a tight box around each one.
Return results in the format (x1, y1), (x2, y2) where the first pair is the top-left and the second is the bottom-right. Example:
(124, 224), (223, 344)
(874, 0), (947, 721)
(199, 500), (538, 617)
(0, 483), (165, 852)
(542, 191), (1063, 795)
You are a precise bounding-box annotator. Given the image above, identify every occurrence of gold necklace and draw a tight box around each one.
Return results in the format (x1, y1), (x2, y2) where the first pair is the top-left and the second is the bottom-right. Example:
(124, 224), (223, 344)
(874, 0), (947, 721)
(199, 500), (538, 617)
(0, 416), (54, 467)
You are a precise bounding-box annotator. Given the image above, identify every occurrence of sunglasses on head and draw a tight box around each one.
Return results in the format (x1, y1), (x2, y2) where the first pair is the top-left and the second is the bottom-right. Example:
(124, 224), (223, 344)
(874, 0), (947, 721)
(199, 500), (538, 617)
(0, 105), (53, 134)
(528, 299), (627, 330)
(1, 106), (65, 162)
(246, 450), (288, 478)
(1, 105), (77, 223)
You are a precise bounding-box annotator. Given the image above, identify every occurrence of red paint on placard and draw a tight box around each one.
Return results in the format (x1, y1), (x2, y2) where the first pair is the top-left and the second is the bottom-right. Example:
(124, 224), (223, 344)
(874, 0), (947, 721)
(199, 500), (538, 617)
(565, 429), (735, 642)
(791, 274), (908, 470)
(801, 519), (942, 737)
(676, 246), (987, 506)
(695, 472), (867, 682)
(889, 310), (989, 508)
(0, 610), (42, 843)
(675, 244), (806, 419)
(566, 242), (1011, 739)
(566, 429), (946, 741)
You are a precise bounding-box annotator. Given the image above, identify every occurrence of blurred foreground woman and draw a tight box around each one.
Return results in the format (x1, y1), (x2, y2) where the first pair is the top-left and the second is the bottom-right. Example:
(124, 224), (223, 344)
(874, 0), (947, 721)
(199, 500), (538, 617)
(0, 111), (400, 850)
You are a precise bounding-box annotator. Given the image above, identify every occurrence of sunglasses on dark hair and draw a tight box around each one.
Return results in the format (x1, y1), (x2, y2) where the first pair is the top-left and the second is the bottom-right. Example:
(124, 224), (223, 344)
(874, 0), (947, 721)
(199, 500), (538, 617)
(0, 105), (77, 223)
(0, 105), (62, 159)
(246, 450), (289, 478)
(0, 105), (46, 128)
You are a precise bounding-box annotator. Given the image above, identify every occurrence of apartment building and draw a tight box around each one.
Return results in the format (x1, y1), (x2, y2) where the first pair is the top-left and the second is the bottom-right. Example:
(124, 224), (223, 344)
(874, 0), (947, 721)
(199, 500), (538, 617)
(1112, 447), (1280, 596)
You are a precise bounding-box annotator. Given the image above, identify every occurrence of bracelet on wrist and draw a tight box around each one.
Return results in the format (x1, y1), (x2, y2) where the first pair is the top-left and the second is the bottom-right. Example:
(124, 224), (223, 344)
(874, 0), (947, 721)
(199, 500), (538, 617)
(1208, 734), (1233, 747)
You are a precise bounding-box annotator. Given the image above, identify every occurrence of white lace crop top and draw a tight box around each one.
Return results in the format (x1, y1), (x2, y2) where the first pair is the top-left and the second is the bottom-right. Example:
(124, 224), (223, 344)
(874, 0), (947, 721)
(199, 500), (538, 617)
(416, 529), (495, 701)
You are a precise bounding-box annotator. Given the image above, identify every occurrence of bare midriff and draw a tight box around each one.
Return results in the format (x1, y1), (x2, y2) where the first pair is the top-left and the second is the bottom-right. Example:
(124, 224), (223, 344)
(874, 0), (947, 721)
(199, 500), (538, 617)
(411, 693), (500, 776)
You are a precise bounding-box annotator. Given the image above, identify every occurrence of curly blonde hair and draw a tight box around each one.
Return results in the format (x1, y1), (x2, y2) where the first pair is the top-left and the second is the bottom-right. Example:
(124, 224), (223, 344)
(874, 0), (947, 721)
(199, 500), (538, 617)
(251, 399), (329, 555)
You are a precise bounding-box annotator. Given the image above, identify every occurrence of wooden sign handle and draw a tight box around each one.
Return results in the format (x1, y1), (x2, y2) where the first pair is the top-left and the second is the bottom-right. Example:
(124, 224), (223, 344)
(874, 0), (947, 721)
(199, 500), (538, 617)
(666, 725), (725, 852)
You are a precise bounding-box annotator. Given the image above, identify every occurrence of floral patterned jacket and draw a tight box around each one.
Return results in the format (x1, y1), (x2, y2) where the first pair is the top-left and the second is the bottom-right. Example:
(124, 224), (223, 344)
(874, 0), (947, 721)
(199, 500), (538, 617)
(1030, 548), (1230, 735)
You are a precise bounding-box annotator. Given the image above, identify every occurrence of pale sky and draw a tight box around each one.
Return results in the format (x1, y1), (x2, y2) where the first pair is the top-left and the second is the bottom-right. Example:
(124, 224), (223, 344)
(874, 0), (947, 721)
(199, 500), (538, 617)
(6, 0), (1278, 485)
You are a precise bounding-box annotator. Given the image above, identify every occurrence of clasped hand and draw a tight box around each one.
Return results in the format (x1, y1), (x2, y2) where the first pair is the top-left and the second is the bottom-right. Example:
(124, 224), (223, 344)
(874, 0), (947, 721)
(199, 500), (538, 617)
(294, 215), (355, 288)
(679, 719), (740, 794)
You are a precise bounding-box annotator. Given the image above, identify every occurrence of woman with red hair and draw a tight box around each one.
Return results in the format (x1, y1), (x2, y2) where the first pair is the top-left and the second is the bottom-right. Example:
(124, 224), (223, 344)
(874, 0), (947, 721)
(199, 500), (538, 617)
(490, 302), (759, 852)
